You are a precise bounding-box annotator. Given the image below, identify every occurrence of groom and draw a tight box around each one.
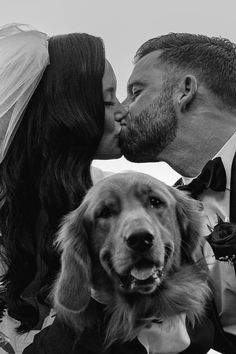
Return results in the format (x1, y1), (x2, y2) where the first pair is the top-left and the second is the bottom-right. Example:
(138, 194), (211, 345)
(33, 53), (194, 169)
(120, 33), (236, 353)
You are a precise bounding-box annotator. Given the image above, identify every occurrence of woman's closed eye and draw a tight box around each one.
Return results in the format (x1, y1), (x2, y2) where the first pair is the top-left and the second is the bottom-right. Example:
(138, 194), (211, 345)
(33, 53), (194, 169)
(104, 101), (115, 106)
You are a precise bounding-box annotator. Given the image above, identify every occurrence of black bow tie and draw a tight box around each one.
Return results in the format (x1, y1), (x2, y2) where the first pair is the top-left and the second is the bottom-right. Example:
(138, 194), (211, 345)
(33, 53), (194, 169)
(175, 157), (227, 199)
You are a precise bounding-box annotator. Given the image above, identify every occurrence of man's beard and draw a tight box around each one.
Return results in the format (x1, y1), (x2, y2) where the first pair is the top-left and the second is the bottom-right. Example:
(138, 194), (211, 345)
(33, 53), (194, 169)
(120, 81), (177, 162)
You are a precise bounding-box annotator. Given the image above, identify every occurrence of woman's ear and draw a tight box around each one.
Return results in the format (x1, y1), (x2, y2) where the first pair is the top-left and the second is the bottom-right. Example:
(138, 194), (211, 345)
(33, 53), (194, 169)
(53, 201), (91, 314)
(176, 75), (198, 113)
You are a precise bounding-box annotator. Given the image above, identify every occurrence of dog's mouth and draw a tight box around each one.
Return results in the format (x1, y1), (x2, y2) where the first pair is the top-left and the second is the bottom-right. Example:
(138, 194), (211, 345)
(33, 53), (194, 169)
(100, 251), (166, 295)
(116, 259), (164, 294)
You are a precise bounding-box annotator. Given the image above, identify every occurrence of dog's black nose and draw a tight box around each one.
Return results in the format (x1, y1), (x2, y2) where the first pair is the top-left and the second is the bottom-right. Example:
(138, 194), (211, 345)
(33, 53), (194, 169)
(126, 231), (154, 252)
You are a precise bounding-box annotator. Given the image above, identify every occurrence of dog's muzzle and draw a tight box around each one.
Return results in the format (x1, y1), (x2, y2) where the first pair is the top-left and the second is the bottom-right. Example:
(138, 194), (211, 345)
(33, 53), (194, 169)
(100, 250), (165, 295)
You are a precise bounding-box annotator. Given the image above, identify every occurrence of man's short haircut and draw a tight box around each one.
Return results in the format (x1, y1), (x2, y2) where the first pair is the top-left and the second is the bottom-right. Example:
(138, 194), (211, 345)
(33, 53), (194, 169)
(135, 33), (236, 108)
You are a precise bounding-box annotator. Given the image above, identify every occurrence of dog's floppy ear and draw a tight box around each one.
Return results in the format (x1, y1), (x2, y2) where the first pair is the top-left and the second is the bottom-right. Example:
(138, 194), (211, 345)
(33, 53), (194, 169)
(171, 187), (204, 263)
(53, 201), (91, 313)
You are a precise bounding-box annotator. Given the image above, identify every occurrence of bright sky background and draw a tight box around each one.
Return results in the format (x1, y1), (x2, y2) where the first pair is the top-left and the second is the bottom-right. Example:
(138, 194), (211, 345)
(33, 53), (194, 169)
(1, 0), (236, 188)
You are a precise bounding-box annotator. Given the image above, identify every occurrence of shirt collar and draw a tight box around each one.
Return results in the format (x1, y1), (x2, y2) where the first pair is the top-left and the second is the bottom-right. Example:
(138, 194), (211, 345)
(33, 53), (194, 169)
(214, 131), (236, 190)
(182, 131), (236, 189)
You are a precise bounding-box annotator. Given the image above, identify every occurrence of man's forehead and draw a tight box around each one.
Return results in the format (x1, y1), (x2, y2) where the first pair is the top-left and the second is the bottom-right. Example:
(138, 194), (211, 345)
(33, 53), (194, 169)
(128, 50), (163, 86)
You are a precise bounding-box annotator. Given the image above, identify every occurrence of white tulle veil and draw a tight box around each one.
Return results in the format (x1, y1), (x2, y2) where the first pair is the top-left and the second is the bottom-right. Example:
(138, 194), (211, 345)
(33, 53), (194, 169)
(0, 23), (49, 163)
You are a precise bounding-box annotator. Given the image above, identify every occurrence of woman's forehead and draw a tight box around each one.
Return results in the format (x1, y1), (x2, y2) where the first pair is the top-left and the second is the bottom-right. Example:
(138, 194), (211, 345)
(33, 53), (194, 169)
(103, 60), (117, 93)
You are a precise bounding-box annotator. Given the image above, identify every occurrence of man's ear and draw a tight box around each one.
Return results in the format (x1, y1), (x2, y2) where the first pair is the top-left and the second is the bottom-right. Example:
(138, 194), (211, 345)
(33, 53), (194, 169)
(176, 75), (198, 113)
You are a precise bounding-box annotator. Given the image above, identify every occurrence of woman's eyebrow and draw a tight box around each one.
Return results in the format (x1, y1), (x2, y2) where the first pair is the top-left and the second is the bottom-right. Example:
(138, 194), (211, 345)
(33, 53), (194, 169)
(104, 86), (115, 93)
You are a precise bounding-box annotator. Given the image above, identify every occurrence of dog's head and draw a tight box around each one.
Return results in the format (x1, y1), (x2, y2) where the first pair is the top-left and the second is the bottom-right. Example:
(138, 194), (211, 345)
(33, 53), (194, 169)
(53, 172), (206, 318)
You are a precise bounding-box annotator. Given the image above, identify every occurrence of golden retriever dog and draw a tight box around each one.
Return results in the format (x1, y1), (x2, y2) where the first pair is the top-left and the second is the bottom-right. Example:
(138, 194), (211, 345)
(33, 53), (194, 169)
(53, 172), (211, 347)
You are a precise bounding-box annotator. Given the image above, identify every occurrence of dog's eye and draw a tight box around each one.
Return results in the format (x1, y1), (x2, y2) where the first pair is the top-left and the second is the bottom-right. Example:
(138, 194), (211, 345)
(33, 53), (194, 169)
(149, 197), (164, 208)
(97, 206), (113, 219)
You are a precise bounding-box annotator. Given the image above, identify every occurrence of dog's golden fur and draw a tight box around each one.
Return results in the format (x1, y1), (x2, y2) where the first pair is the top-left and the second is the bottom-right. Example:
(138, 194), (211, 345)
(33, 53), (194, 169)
(53, 172), (211, 347)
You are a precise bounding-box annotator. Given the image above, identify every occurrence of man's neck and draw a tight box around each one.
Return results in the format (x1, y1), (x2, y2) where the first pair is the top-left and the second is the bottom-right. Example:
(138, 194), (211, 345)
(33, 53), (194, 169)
(160, 109), (236, 178)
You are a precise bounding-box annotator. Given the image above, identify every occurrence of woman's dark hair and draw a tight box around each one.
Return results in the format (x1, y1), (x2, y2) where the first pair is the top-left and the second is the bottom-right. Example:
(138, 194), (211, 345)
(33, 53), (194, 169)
(0, 32), (105, 331)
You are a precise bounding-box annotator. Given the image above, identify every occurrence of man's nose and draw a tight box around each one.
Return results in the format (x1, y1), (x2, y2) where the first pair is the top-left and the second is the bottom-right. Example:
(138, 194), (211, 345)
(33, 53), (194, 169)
(114, 103), (129, 122)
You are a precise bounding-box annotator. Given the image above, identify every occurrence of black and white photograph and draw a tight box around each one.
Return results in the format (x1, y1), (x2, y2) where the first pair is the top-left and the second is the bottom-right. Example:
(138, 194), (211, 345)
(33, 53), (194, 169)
(0, 1), (235, 353)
